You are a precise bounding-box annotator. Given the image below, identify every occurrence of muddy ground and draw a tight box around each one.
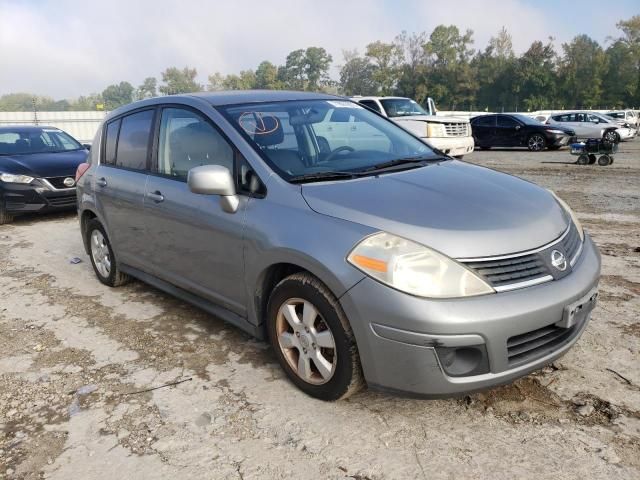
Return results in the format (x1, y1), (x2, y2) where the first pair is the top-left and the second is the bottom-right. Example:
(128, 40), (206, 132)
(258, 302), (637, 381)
(1, 140), (639, 479)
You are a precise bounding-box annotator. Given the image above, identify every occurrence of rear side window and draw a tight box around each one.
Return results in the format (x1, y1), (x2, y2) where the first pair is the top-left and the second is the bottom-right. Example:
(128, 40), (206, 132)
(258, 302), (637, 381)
(497, 116), (519, 127)
(103, 119), (120, 165)
(115, 110), (154, 170)
(359, 100), (381, 113)
(473, 115), (495, 127)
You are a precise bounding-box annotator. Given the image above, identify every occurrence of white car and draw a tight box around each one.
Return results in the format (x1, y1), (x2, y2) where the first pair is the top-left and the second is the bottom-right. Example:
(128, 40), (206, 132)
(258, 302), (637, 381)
(351, 96), (474, 158)
(605, 110), (638, 129)
(547, 111), (634, 142)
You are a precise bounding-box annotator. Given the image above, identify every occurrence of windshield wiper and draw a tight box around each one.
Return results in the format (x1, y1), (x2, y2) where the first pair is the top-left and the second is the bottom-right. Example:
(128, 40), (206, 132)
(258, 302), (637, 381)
(361, 156), (440, 173)
(289, 171), (366, 184)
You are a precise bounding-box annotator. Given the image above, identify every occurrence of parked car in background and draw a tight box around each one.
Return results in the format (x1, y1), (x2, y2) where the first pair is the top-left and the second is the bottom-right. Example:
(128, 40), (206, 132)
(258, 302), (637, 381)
(351, 96), (474, 158)
(605, 110), (638, 129)
(0, 125), (89, 224)
(471, 114), (576, 151)
(546, 112), (633, 142)
(77, 91), (600, 401)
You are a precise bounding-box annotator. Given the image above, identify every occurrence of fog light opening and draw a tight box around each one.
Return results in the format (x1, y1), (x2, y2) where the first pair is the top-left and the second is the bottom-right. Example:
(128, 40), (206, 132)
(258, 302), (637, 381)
(435, 345), (489, 377)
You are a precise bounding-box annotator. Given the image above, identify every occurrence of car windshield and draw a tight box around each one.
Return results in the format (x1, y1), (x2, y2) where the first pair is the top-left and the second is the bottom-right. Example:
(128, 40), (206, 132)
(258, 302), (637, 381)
(511, 114), (542, 125)
(0, 128), (83, 155)
(219, 99), (439, 181)
(380, 98), (429, 117)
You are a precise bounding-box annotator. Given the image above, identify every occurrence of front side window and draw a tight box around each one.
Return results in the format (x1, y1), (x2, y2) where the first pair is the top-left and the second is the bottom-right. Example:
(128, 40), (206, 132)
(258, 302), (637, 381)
(115, 110), (154, 170)
(219, 99), (437, 181)
(156, 108), (233, 180)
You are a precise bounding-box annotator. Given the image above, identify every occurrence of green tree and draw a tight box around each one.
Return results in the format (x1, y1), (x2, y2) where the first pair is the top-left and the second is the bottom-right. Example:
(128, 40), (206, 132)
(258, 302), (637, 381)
(473, 28), (517, 110)
(137, 77), (157, 99)
(304, 47), (332, 90)
(159, 67), (202, 95)
(339, 50), (377, 96)
(512, 40), (558, 111)
(101, 82), (134, 110)
(365, 40), (403, 95)
(393, 31), (430, 101)
(558, 35), (607, 108)
(615, 15), (640, 105)
(255, 61), (281, 89)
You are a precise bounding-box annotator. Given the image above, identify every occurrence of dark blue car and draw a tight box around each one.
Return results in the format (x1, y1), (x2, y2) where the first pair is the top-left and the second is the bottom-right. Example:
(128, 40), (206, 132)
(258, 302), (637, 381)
(0, 125), (89, 224)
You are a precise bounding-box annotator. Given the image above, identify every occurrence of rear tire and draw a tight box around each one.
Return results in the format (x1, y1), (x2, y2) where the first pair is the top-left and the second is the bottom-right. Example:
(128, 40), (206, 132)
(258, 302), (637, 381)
(266, 272), (363, 401)
(598, 155), (612, 166)
(0, 202), (13, 225)
(86, 219), (131, 287)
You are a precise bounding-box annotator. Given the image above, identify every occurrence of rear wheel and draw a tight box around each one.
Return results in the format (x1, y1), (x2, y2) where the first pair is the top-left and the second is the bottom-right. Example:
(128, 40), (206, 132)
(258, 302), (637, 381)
(86, 219), (130, 287)
(527, 134), (546, 152)
(0, 202), (13, 225)
(576, 154), (589, 165)
(266, 273), (363, 401)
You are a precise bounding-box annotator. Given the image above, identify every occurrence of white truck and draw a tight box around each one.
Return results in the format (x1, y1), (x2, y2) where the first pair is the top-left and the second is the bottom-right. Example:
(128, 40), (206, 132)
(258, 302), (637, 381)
(351, 96), (474, 158)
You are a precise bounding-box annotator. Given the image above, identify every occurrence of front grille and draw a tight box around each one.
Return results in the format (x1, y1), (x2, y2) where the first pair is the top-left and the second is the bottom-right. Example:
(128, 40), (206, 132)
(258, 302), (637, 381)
(47, 193), (76, 207)
(46, 176), (74, 189)
(444, 122), (470, 137)
(463, 254), (548, 288)
(507, 323), (577, 367)
(460, 223), (583, 291)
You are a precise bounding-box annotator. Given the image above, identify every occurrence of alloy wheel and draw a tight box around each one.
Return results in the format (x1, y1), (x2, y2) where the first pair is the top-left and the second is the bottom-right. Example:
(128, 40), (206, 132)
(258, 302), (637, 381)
(528, 135), (545, 151)
(90, 229), (111, 278)
(275, 298), (337, 385)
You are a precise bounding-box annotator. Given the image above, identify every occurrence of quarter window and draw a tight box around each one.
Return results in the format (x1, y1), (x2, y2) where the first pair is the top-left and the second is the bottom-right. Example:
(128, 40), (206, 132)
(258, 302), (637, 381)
(157, 108), (234, 180)
(115, 110), (154, 170)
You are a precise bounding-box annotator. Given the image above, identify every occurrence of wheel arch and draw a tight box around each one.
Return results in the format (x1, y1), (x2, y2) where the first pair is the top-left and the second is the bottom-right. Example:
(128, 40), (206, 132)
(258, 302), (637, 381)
(80, 209), (98, 254)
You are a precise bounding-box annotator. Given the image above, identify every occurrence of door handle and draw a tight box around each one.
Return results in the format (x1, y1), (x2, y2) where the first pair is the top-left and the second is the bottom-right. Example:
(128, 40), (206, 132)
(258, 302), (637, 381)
(96, 177), (107, 187)
(146, 191), (164, 203)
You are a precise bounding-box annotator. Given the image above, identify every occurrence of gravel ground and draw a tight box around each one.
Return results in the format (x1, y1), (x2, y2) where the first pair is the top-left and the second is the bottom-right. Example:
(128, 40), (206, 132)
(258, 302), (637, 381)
(1, 140), (639, 479)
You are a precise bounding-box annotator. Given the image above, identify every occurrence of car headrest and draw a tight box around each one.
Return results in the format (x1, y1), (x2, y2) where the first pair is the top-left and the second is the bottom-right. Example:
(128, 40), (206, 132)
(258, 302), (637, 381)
(238, 112), (284, 147)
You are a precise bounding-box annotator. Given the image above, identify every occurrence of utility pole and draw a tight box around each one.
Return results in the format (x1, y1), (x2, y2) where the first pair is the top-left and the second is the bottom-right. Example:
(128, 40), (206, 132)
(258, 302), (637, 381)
(32, 97), (39, 125)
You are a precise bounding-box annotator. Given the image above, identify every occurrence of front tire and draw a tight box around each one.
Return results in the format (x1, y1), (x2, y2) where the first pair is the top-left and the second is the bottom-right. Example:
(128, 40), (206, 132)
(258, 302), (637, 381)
(527, 134), (546, 152)
(604, 130), (620, 143)
(86, 219), (130, 287)
(0, 202), (13, 225)
(266, 273), (363, 401)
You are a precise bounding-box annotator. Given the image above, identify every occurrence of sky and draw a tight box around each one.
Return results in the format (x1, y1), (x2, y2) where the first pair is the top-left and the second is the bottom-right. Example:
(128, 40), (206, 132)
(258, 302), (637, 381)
(0, 0), (638, 99)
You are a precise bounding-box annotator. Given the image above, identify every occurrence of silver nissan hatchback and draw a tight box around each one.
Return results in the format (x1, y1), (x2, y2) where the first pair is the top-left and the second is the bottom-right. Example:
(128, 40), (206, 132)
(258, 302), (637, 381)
(76, 91), (601, 400)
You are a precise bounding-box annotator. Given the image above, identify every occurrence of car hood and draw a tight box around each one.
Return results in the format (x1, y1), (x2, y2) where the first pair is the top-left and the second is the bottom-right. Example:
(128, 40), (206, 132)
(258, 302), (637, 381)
(301, 160), (569, 259)
(0, 150), (88, 178)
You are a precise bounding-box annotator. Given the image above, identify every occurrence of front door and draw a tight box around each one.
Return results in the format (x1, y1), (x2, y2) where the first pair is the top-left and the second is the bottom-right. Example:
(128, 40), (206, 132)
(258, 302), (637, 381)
(495, 115), (521, 146)
(142, 107), (248, 316)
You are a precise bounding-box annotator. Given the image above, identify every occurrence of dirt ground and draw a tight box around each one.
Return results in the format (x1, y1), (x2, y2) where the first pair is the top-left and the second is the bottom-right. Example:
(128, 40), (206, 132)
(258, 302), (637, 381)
(1, 140), (639, 480)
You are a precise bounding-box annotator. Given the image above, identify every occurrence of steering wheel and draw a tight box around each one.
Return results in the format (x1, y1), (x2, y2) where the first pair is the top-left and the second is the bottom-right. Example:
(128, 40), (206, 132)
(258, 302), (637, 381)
(325, 146), (355, 162)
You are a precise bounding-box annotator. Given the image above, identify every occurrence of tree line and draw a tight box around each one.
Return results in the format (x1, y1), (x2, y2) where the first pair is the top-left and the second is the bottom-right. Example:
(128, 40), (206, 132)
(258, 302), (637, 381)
(1, 15), (638, 113)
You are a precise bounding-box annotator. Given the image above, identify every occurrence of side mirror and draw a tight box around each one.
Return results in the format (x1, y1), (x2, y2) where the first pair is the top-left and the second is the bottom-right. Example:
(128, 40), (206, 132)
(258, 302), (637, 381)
(515, 125), (521, 130)
(82, 144), (92, 151)
(187, 165), (239, 213)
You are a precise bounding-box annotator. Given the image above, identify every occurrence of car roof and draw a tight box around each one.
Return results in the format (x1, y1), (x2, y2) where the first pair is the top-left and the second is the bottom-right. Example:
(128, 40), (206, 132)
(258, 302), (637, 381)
(189, 90), (340, 106)
(0, 125), (59, 133)
(351, 96), (409, 101)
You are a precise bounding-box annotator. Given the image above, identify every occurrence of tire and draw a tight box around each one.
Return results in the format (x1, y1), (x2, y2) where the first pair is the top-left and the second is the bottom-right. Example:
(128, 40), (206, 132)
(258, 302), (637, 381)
(598, 155), (612, 166)
(604, 130), (620, 143)
(588, 154), (597, 165)
(0, 202), (13, 225)
(266, 272), (363, 401)
(86, 219), (131, 287)
(527, 134), (546, 152)
(577, 154), (589, 165)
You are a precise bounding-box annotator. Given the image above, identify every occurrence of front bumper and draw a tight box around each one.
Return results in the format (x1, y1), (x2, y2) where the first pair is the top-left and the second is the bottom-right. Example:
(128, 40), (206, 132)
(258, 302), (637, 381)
(1, 180), (77, 213)
(340, 234), (601, 397)
(548, 133), (575, 147)
(422, 136), (475, 156)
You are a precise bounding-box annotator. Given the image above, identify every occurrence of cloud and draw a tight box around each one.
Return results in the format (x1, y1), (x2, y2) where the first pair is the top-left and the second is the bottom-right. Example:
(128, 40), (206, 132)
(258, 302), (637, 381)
(0, 0), (632, 98)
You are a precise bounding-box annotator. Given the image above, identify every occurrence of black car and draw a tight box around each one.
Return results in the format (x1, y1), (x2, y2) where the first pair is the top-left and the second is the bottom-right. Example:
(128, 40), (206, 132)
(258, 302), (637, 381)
(0, 125), (89, 224)
(471, 114), (576, 152)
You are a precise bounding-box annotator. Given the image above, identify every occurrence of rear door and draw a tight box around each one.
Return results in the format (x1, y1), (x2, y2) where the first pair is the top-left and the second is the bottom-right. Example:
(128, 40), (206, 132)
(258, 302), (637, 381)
(141, 106), (249, 315)
(93, 109), (155, 270)
(472, 115), (496, 145)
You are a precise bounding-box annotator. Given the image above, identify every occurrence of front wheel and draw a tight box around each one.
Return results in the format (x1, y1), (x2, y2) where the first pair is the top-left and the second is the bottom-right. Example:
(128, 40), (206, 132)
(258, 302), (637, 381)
(604, 130), (620, 143)
(527, 134), (546, 152)
(267, 273), (363, 401)
(86, 219), (131, 287)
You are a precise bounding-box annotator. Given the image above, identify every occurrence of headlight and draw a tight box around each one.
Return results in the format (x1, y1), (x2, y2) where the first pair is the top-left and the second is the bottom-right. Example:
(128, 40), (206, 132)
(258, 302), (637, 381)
(549, 190), (584, 241)
(547, 129), (567, 135)
(426, 123), (446, 137)
(0, 172), (34, 184)
(347, 232), (494, 298)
